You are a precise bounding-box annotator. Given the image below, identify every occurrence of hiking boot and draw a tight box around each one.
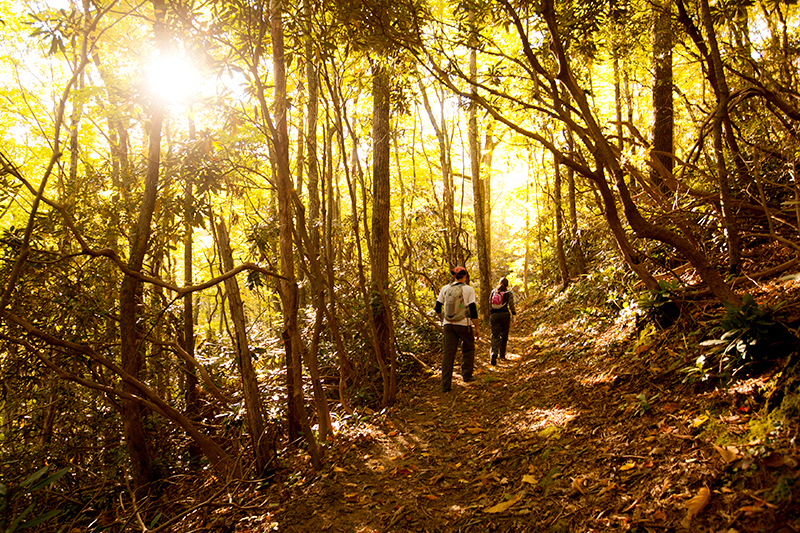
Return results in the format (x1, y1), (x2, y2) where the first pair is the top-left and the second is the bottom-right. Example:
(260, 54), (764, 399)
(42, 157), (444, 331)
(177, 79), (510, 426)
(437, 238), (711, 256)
(463, 375), (473, 382)
(491, 356), (497, 366)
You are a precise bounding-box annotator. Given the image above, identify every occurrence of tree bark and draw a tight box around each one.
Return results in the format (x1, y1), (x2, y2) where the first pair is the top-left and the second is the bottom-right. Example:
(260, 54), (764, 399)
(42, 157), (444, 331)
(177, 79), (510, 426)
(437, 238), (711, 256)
(270, 0), (321, 468)
(370, 62), (396, 406)
(117, 2), (171, 492)
(215, 218), (273, 474)
(554, 152), (569, 289)
(469, 9), (491, 322)
(418, 76), (460, 265)
(184, 116), (202, 466)
(651, 0), (674, 191)
(542, 0), (740, 306)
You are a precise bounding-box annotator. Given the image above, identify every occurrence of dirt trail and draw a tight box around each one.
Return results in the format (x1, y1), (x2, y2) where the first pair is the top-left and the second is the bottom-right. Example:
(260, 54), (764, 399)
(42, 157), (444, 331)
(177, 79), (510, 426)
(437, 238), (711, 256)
(272, 306), (798, 532)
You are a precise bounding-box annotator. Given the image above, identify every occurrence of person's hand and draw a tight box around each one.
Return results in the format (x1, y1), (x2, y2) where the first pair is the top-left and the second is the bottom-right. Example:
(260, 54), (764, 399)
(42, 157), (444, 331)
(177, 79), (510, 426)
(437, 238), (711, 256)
(474, 327), (481, 340)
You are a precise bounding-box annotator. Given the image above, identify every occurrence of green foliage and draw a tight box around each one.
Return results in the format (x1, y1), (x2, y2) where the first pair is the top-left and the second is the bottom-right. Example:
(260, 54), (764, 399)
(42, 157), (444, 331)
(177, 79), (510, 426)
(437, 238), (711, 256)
(564, 265), (638, 310)
(638, 280), (681, 327)
(699, 294), (780, 378)
(0, 466), (69, 533)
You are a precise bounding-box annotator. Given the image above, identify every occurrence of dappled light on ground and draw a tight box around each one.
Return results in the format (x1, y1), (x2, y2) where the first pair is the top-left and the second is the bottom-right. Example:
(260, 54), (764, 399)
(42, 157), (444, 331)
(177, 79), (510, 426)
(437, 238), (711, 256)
(266, 290), (799, 532)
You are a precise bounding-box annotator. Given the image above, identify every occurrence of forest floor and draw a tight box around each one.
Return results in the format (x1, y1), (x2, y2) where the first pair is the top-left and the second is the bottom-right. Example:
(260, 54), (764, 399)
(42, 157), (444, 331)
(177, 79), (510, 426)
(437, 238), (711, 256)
(246, 283), (800, 533)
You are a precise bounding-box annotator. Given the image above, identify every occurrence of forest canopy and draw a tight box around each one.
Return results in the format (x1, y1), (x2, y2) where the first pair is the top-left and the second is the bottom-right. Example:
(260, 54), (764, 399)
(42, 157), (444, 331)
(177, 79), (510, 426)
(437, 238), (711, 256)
(1, 0), (800, 529)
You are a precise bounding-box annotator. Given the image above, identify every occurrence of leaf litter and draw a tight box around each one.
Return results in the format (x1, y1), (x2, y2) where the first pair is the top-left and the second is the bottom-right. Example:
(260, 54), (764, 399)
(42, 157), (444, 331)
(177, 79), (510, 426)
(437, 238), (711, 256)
(250, 288), (800, 532)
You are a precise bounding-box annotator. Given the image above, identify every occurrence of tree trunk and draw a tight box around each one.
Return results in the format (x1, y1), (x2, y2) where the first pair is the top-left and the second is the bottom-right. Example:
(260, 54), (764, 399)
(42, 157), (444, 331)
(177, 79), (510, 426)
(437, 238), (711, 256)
(183, 119), (201, 465)
(322, 119), (356, 400)
(370, 62), (396, 406)
(270, 0), (321, 468)
(469, 9), (491, 322)
(699, 0), (742, 274)
(482, 121), (497, 270)
(118, 13), (168, 491)
(651, 0), (674, 191)
(677, 0), (743, 274)
(554, 153), (569, 289)
(418, 76), (460, 265)
(543, 0), (740, 306)
(215, 218), (273, 474)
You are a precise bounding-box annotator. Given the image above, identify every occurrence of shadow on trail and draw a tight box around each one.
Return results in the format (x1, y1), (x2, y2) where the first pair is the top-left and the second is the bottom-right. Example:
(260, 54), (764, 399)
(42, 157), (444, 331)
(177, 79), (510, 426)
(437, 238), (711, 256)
(272, 306), (789, 532)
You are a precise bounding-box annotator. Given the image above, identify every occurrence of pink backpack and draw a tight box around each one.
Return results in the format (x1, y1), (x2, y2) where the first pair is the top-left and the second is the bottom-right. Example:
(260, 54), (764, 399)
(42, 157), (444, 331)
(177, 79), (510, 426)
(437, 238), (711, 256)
(490, 290), (505, 309)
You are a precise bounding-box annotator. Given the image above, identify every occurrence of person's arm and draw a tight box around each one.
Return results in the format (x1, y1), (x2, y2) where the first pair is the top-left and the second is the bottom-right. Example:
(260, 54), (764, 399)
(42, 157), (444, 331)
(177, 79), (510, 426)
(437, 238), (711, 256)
(468, 302), (481, 339)
(509, 292), (517, 316)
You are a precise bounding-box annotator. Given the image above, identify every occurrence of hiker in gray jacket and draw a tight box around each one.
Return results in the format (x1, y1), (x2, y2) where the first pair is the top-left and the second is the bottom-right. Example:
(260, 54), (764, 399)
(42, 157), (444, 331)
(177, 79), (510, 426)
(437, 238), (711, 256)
(434, 266), (481, 392)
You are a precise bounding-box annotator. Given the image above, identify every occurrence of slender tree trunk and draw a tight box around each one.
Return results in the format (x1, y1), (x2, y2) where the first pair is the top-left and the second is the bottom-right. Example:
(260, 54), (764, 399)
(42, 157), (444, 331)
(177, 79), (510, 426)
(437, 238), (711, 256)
(290, 191), (334, 440)
(418, 76), (459, 265)
(306, 32), (321, 253)
(117, 1), (171, 492)
(215, 218), (273, 474)
(183, 116), (202, 466)
(651, 0), (674, 191)
(677, 0), (743, 274)
(469, 9), (491, 321)
(543, 0), (740, 305)
(524, 176), (530, 294)
(270, 0), (321, 468)
(370, 62), (396, 406)
(483, 121), (497, 269)
(554, 152), (569, 289)
(699, 0), (742, 274)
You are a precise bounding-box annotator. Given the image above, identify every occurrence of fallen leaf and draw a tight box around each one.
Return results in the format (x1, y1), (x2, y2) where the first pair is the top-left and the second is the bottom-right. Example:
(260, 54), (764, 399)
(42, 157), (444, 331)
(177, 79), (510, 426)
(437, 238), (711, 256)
(571, 477), (587, 495)
(484, 493), (522, 513)
(424, 494), (437, 500)
(714, 445), (740, 464)
(681, 485), (710, 527)
(429, 473), (444, 485)
(538, 426), (562, 439)
(521, 474), (538, 484)
(333, 466), (347, 473)
(599, 482), (618, 495)
(653, 509), (666, 521)
(763, 452), (786, 468)
(736, 505), (764, 513)
(467, 427), (486, 434)
(691, 415), (709, 428)
(636, 342), (654, 355)
(619, 462), (636, 471)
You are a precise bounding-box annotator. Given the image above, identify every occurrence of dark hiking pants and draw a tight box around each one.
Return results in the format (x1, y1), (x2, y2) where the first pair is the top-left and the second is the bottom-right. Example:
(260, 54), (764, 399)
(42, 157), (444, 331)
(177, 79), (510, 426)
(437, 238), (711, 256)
(442, 324), (475, 392)
(490, 312), (511, 364)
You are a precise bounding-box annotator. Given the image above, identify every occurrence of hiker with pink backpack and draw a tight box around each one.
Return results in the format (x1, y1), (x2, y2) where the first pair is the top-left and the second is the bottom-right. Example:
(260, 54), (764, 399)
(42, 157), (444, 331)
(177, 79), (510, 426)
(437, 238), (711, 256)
(489, 277), (517, 365)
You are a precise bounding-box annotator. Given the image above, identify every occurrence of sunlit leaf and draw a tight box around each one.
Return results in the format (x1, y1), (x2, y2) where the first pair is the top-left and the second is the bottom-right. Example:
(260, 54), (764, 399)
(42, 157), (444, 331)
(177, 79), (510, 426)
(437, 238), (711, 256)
(681, 485), (710, 527)
(484, 493), (522, 513)
(713, 445), (739, 464)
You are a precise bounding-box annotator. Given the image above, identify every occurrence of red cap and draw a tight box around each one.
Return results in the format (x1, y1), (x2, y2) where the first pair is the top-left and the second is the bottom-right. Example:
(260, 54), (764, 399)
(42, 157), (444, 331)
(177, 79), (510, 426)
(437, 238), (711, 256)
(451, 266), (467, 276)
